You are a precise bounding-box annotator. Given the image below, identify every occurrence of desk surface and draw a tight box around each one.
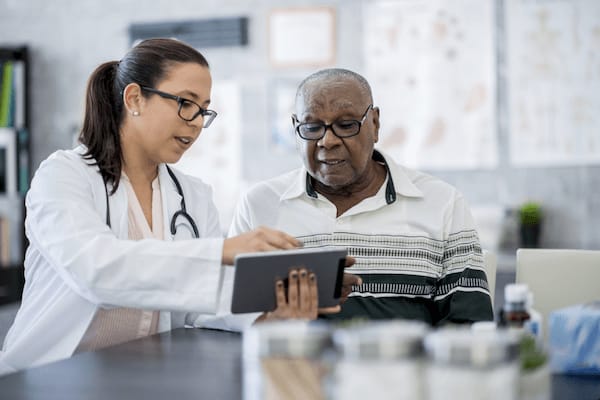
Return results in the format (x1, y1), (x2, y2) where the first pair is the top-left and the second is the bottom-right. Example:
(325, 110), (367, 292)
(0, 328), (242, 400)
(0, 328), (598, 400)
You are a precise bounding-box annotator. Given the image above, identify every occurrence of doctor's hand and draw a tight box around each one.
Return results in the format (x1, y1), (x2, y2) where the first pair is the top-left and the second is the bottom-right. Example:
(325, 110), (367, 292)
(255, 267), (322, 322)
(222, 226), (301, 265)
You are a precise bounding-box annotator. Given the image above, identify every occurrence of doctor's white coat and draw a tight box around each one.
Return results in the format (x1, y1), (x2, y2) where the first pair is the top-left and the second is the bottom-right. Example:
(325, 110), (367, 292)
(0, 146), (226, 374)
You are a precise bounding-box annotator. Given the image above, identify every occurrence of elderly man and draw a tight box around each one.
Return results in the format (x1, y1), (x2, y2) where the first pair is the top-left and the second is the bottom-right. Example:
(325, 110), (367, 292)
(229, 68), (493, 325)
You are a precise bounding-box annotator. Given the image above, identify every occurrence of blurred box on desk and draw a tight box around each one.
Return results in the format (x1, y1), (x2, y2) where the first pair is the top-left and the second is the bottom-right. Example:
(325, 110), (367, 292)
(549, 301), (600, 375)
(470, 205), (504, 254)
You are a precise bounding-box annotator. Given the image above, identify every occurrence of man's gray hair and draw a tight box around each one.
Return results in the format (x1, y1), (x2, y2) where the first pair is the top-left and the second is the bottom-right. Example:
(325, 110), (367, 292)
(295, 68), (373, 104)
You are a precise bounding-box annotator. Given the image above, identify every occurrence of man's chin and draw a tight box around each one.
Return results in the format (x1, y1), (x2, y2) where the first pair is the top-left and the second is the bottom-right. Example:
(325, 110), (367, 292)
(315, 175), (352, 192)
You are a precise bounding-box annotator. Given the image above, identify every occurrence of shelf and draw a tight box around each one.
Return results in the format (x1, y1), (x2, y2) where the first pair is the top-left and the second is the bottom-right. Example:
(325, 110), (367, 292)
(0, 46), (30, 304)
(0, 265), (24, 305)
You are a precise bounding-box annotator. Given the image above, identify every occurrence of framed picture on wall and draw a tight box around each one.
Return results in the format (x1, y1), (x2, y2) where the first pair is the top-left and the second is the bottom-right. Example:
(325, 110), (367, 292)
(0, 128), (17, 195)
(268, 7), (336, 68)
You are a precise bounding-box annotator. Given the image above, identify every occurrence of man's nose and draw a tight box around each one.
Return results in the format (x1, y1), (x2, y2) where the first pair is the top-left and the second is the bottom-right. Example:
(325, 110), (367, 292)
(317, 125), (341, 147)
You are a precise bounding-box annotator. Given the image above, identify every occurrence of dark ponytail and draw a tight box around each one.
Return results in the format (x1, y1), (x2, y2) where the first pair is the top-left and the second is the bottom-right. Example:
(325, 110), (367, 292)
(80, 61), (122, 192)
(78, 38), (210, 194)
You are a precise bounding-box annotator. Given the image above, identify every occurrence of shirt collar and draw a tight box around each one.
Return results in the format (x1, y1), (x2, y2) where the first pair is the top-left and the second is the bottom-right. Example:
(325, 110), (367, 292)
(281, 149), (423, 202)
(377, 149), (424, 199)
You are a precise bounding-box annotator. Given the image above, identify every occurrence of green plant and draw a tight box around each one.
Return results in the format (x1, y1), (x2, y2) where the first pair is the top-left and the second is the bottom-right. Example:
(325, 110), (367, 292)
(519, 202), (542, 226)
(520, 335), (547, 371)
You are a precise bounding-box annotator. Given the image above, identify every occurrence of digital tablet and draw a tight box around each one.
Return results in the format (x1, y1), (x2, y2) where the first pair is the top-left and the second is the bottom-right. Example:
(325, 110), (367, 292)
(231, 246), (347, 314)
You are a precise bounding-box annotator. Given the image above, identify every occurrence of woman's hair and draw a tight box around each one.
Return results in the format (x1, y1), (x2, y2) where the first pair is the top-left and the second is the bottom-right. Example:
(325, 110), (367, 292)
(79, 38), (209, 193)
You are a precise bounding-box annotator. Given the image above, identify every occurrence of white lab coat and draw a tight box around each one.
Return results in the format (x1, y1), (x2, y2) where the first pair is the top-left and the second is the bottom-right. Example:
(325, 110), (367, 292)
(0, 145), (226, 374)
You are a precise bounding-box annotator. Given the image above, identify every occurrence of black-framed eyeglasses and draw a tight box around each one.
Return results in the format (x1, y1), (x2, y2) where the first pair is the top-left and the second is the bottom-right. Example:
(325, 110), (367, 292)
(140, 86), (217, 128)
(292, 104), (373, 140)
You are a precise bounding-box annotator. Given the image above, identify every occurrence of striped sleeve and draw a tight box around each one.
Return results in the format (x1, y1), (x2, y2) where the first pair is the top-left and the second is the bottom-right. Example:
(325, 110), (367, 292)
(432, 199), (494, 325)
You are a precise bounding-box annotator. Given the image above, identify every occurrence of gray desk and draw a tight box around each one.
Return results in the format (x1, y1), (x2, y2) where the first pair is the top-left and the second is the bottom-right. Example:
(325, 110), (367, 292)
(0, 328), (242, 400)
(0, 328), (598, 400)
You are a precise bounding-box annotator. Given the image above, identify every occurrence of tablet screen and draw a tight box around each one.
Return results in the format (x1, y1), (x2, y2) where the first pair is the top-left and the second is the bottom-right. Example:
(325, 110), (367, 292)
(231, 246), (347, 314)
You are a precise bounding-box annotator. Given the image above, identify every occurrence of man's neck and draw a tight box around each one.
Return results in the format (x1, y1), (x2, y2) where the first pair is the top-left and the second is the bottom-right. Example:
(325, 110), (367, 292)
(314, 161), (387, 217)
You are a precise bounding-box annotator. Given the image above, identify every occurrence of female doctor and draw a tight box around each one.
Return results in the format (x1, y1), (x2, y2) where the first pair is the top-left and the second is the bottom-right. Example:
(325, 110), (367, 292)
(0, 38), (326, 374)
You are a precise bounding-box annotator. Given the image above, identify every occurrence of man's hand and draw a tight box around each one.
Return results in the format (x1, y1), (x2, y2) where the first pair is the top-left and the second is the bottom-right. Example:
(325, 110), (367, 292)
(339, 256), (362, 304)
(256, 267), (319, 322)
(255, 256), (363, 322)
(317, 256), (362, 314)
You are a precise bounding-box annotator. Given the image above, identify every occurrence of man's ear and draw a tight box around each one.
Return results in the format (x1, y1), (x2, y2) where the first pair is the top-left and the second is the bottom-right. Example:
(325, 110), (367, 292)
(292, 114), (303, 151)
(123, 83), (144, 116)
(371, 106), (381, 143)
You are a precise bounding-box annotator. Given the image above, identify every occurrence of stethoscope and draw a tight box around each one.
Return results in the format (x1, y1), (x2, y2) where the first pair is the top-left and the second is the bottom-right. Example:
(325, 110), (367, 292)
(104, 165), (200, 238)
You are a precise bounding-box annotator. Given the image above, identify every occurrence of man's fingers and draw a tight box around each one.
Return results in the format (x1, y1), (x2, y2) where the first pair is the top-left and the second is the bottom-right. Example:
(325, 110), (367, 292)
(308, 272), (318, 319)
(275, 279), (287, 310)
(343, 272), (362, 287)
(287, 269), (299, 313)
(261, 268), (324, 322)
(338, 272), (361, 305)
(344, 256), (356, 268)
(318, 305), (341, 315)
(298, 268), (311, 313)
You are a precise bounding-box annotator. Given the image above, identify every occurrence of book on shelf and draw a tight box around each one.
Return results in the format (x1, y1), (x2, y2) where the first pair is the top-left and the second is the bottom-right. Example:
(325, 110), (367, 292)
(17, 127), (29, 194)
(0, 127), (17, 195)
(0, 59), (26, 129)
(0, 48), (28, 272)
(0, 58), (28, 195)
(0, 215), (10, 266)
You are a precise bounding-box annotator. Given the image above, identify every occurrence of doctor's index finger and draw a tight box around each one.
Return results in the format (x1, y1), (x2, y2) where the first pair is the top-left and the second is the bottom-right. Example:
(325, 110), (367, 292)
(257, 226), (301, 249)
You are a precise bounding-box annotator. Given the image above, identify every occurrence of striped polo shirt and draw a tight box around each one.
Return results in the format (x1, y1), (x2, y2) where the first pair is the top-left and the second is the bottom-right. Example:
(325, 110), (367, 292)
(229, 150), (493, 325)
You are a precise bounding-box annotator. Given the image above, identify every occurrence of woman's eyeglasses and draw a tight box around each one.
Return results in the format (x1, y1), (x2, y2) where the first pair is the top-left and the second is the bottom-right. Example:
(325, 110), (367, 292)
(140, 86), (217, 128)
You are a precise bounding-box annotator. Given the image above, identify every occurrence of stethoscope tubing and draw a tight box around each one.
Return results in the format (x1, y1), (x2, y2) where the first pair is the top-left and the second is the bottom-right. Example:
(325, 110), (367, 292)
(104, 166), (200, 238)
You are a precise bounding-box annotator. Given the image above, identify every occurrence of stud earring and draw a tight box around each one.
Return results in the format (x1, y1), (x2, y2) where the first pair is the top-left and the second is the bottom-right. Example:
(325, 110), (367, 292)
(132, 111), (140, 116)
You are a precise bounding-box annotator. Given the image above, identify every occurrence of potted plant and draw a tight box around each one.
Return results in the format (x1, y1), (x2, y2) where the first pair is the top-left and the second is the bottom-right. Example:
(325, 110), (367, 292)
(519, 201), (542, 248)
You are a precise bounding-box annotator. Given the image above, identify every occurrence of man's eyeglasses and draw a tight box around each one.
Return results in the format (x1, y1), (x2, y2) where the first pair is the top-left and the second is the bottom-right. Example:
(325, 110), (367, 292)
(292, 104), (373, 140)
(140, 86), (217, 128)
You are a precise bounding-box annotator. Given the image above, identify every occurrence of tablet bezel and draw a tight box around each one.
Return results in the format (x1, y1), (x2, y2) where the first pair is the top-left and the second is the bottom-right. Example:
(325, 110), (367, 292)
(230, 246), (347, 314)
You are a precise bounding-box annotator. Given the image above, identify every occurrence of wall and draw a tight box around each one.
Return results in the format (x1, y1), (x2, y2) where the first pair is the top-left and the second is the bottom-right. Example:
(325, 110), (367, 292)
(0, 0), (598, 250)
